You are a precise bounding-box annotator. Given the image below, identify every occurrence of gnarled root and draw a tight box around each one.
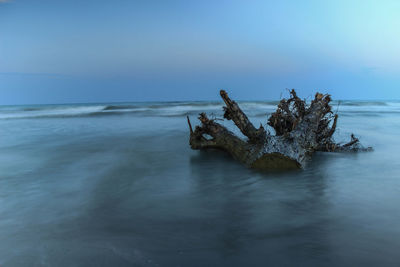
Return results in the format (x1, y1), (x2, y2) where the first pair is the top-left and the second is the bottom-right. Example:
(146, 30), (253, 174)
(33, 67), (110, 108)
(188, 89), (371, 170)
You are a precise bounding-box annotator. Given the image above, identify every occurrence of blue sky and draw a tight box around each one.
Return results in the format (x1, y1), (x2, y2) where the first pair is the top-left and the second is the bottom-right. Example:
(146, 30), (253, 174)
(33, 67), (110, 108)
(1, 0), (400, 104)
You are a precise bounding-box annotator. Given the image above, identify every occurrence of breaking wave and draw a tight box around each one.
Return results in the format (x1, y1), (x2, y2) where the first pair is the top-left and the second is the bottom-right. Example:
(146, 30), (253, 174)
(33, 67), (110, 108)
(0, 100), (399, 120)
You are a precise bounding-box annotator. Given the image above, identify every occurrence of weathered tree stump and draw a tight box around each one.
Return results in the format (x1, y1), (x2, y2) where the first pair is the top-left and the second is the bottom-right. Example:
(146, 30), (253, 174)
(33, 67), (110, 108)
(187, 89), (371, 170)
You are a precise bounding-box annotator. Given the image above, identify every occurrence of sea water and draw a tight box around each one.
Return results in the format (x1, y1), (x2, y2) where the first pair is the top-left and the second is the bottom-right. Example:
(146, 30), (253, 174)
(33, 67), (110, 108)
(0, 100), (400, 266)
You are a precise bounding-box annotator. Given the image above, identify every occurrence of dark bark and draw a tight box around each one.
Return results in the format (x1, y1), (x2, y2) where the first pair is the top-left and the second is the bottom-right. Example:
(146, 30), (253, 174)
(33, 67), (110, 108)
(188, 90), (372, 170)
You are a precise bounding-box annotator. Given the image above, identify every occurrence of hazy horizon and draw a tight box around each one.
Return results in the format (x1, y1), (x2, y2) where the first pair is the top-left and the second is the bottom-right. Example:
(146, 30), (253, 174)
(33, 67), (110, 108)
(1, 93), (400, 107)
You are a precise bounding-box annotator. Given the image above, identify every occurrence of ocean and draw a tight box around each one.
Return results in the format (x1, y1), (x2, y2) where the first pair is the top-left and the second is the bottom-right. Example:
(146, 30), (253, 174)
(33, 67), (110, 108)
(0, 100), (400, 266)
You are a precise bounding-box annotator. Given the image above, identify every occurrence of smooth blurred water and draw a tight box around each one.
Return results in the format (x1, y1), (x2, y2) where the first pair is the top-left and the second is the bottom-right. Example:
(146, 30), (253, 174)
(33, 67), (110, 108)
(0, 101), (400, 266)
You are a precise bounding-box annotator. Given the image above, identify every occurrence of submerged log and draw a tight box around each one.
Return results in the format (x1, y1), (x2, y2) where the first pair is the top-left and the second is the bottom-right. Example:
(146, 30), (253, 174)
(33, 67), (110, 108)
(187, 89), (372, 170)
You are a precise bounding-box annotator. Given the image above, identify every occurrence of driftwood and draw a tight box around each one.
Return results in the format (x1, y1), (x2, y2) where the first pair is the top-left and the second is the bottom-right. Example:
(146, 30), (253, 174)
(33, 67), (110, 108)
(187, 89), (372, 170)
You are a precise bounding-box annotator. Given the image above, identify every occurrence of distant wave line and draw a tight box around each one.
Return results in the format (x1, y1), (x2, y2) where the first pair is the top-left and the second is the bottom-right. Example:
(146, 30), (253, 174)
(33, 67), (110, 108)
(0, 101), (399, 120)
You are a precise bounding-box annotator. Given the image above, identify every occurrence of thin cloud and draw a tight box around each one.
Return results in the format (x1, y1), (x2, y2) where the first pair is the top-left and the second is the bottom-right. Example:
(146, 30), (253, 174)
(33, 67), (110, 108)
(0, 0), (12, 2)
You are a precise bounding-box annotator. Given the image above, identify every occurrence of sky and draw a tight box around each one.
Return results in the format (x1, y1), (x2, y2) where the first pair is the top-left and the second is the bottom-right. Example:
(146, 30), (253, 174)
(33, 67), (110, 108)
(1, 0), (400, 104)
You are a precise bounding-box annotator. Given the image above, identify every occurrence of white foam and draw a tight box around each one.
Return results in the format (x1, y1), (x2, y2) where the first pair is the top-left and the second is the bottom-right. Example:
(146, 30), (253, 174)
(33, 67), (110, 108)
(0, 105), (105, 119)
(1, 101), (399, 119)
